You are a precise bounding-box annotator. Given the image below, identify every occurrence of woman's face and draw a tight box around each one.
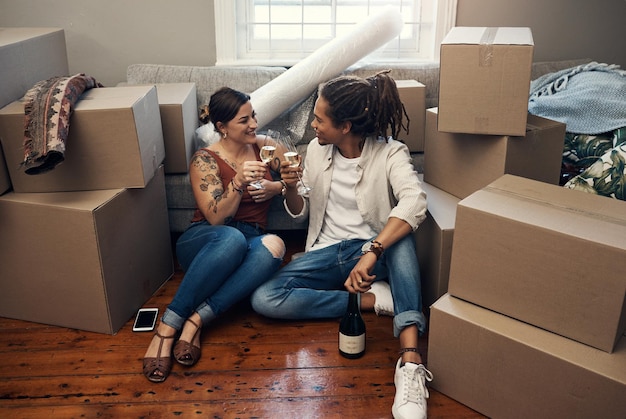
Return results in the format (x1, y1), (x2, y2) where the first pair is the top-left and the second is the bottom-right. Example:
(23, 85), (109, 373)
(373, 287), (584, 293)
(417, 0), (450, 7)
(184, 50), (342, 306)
(311, 96), (345, 146)
(222, 101), (258, 143)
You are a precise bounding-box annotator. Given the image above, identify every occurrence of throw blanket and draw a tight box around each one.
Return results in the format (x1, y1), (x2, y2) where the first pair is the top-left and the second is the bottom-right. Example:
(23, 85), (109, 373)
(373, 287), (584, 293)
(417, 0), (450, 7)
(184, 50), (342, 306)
(528, 62), (626, 135)
(22, 74), (102, 174)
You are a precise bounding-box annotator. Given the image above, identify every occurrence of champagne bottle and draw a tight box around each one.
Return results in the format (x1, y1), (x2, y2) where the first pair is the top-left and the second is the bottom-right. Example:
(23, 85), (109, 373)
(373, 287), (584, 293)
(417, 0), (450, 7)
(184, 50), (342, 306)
(339, 292), (366, 359)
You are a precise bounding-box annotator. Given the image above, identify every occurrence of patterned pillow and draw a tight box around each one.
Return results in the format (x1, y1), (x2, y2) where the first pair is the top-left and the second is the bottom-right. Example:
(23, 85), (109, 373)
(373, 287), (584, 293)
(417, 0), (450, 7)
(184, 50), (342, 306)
(560, 132), (615, 185)
(564, 129), (626, 200)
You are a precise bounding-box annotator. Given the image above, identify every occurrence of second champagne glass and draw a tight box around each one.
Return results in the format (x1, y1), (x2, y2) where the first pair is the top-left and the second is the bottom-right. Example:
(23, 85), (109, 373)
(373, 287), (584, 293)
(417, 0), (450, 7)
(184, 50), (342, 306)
(282, 135), (311, 196)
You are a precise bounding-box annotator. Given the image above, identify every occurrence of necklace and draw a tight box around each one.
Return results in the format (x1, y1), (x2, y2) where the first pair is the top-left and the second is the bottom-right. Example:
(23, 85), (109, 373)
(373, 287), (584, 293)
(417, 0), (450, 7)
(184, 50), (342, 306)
(216, 141), (253, 169)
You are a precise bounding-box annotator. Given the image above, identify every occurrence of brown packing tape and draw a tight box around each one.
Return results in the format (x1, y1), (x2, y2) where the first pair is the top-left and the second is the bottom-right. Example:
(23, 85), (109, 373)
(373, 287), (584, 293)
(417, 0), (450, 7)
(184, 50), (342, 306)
(478, 27), (497, 67)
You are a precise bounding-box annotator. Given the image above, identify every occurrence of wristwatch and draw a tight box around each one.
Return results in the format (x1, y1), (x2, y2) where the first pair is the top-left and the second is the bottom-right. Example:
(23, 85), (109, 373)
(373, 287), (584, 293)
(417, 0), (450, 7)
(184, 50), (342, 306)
(361, 240), (384, 259)
(279, 180), (287, 196)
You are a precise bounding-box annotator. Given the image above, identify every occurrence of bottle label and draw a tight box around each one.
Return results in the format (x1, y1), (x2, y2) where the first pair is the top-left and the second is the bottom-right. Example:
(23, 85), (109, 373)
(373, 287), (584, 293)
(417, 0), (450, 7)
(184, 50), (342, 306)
(339, 333), (365, 354)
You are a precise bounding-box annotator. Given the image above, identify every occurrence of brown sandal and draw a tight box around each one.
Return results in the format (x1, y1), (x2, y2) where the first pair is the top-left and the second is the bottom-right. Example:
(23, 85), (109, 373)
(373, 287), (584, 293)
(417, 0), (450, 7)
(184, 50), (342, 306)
(173, 318), (202, 366)
(143, 332), (175, 383)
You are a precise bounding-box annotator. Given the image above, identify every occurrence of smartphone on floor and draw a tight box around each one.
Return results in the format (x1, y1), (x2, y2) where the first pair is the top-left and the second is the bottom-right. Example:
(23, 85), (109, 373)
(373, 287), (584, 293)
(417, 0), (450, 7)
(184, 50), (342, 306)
(132, 308), (159, 332)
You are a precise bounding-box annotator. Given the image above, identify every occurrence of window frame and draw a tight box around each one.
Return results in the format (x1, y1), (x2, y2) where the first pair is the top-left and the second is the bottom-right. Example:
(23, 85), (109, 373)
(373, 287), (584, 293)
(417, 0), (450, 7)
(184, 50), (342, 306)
(214, 0), (457, 66)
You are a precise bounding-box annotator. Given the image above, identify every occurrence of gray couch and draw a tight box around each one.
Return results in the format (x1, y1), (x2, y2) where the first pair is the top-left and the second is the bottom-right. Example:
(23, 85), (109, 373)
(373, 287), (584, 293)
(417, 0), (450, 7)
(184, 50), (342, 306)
(125, 58), (590, 233)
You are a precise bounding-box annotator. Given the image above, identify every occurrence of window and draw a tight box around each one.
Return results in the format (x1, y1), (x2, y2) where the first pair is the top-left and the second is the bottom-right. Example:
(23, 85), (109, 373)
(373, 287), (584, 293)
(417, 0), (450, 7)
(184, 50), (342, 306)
(214, 0), (457, 66)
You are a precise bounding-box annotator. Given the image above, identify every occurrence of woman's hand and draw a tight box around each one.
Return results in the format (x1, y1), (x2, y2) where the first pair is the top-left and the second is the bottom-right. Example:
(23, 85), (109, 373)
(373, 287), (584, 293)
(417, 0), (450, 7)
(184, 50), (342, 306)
(247, 179), (282, 202)
(238, 160), (269, 186)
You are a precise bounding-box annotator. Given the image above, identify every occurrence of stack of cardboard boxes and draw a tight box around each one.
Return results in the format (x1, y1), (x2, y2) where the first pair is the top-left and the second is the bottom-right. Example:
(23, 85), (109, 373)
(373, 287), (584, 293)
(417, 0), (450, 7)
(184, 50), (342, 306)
(419, 27), (626, 417)
(0, 28), (198, 334)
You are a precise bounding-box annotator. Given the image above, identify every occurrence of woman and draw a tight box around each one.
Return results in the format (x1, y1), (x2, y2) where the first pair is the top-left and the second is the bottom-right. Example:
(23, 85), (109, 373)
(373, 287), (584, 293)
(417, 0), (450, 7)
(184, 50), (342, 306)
(250, 71), (433, 419)
(143, 87), (286, 383)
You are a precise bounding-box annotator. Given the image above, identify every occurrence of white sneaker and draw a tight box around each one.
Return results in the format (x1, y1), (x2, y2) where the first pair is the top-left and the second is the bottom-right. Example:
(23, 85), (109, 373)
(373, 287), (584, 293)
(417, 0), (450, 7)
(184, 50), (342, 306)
(369, 280), (394, 316)
(392, 358), (433, 419)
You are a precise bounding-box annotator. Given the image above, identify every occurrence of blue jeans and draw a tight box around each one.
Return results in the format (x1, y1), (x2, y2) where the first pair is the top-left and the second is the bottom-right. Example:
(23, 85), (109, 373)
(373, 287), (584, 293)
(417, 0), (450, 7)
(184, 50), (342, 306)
(161, 220), (283, 330)
(250, 235), (426, 337)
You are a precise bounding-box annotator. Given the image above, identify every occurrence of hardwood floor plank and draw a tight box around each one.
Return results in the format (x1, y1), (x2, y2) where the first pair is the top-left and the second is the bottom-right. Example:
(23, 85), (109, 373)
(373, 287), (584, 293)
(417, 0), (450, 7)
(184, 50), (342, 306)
(0, 390), (484, 419)
(1, 367), (397, 405)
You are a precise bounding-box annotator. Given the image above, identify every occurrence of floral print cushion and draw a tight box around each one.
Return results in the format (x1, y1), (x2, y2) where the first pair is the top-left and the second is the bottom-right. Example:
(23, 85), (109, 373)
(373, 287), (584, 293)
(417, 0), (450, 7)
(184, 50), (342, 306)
(564, 128), (626, 200)
(560, 132), (615, 185)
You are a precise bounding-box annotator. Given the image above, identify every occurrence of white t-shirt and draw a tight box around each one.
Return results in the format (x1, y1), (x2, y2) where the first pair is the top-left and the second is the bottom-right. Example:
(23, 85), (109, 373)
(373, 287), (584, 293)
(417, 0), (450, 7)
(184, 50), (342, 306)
(311, 149), (377, 251)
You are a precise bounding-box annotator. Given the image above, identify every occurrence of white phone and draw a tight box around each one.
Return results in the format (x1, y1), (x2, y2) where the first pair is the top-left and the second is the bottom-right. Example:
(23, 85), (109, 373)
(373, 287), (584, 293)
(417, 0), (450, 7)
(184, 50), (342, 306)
(132, 308), (159, 332)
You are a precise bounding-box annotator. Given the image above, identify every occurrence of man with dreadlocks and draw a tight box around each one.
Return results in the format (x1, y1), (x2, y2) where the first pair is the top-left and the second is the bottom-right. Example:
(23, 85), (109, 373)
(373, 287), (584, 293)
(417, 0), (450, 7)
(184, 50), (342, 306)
(251, 71), (432, 418)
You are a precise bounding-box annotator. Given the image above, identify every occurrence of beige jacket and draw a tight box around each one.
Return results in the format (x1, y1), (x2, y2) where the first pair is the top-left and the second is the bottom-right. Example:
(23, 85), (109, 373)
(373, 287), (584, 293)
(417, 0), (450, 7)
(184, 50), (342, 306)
(287, 136), (427, 251)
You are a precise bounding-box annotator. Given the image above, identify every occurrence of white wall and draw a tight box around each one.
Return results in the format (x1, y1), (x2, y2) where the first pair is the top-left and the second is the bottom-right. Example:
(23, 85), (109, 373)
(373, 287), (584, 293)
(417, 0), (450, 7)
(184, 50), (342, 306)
(456, 0), (626, 68)
(1, 0), (624, 87)
(0, 0), (215, 87)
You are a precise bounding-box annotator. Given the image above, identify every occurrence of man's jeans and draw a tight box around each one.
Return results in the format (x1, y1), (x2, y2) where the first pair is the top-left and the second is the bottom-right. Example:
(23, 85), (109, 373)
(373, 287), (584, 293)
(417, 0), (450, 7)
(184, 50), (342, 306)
(251, 235), (426, 337)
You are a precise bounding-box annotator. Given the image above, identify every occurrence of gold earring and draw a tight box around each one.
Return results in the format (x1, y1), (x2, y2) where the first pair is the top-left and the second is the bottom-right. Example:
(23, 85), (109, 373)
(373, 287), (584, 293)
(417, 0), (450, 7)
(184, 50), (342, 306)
(222, 131), (227, 139)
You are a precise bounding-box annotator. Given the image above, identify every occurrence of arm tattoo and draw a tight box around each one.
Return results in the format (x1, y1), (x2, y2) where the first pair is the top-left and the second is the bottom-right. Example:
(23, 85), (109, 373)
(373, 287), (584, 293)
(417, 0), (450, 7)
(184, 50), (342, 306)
(192, 151), (236, 215)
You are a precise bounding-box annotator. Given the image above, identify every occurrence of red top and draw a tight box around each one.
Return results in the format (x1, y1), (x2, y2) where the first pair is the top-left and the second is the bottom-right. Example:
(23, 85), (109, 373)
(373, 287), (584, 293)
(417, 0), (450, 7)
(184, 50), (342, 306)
(191, 145), (272, 229)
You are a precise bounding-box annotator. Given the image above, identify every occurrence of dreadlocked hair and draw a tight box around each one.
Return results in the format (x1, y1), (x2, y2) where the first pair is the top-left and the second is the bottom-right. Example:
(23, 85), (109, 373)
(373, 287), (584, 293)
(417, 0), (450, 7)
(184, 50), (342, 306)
(318, 70), (409, 141)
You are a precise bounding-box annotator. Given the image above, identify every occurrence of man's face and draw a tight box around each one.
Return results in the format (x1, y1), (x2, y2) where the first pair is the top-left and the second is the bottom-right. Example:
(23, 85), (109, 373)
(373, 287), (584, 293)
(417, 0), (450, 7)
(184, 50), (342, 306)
(311, 97), (344, 146)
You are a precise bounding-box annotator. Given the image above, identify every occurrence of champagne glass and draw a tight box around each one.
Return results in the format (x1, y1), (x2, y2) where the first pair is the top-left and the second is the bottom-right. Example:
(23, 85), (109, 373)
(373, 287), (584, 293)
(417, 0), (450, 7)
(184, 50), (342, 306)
(251, 129), (279, 189)
(281, 135), (312, 196)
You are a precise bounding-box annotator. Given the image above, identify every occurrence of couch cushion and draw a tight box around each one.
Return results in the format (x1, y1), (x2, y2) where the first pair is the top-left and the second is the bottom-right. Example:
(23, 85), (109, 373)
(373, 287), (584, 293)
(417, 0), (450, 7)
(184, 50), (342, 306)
(127, 64), (287, 110)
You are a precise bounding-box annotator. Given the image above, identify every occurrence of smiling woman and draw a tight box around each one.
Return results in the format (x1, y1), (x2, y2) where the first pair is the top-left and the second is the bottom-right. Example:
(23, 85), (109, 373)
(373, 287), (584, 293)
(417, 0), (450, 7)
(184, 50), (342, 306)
(214, 0), (458, 66)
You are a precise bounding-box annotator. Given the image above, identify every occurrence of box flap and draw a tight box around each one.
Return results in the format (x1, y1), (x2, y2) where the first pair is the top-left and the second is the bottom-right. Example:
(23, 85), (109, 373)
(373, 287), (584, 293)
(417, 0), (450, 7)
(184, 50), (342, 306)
(442, 27), (534, 46)
(0, 188), (123, 211)
(0, 27), (64, 47)
(433, 294), (626, 381)
(473, 175), (626, 248)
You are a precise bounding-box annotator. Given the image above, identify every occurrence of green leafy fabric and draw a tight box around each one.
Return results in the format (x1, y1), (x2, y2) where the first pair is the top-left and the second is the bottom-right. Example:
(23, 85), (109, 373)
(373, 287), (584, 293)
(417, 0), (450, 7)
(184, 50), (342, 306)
(564, 128), (626, 200)
(561, 132), (614, 185)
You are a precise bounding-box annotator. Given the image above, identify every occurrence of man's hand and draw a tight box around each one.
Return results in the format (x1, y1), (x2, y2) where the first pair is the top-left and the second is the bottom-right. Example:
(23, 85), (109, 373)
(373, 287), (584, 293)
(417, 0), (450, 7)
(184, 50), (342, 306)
(345, 252), (377, 293)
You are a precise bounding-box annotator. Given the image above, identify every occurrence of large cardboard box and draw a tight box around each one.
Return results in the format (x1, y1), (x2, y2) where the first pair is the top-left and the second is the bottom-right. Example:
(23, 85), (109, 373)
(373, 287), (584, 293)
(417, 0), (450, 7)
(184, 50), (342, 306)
(448, 175), (626, 352)
(423, 108), (565, 199)
(0, 166), (173, 334)
(438, 27), (534, 136)
(0, 85), (165, 193)
(153, 83), (199, 173)
(415, 176), (459, 308)
(0, 27), (70, 109)
(428, 294), (626, 419)
(0, 143), (10, 194)
(396, 80), (426, 152)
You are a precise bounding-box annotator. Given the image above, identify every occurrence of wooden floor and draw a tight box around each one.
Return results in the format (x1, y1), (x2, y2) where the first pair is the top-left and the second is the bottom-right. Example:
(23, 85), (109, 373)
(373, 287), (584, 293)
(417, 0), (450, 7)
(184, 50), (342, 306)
(0, 231), (485, 418)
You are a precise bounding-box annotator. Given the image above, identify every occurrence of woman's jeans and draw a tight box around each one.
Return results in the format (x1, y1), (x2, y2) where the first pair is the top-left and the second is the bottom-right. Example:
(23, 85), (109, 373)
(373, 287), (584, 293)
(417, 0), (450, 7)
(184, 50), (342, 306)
(251, 235), (426, 337)
(161, 220), (283, 331)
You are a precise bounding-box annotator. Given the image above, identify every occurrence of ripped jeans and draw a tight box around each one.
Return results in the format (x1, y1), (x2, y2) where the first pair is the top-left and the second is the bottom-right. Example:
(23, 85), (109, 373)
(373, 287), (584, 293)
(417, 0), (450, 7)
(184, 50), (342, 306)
(161, 220), (283, 330)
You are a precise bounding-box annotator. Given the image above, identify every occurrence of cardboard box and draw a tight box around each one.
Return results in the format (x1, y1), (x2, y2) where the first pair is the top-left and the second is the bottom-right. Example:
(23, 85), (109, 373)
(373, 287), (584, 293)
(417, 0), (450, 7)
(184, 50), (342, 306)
(423, 108), (565, 199)
(0, 85), (165, 193)
(0, 166), (173, 334)
(428, 294), (626, 419)
(448, 175), (626, 352)
(415, 175), (459, 308)
(0, 143), (10, 194)
(0, 27), (70, 109)
(153, 83), (199, 173)
(396, 80), (426, 152)
(438, 27), (534, 136)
